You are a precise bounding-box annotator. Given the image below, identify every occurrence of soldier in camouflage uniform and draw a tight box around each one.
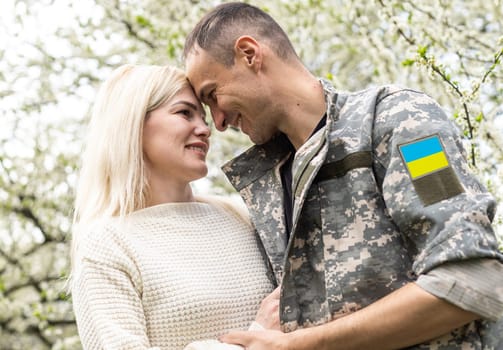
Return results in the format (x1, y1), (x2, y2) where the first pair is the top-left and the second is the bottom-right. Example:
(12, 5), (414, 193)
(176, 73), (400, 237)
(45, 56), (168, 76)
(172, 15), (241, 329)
(184, 2), (503, 349)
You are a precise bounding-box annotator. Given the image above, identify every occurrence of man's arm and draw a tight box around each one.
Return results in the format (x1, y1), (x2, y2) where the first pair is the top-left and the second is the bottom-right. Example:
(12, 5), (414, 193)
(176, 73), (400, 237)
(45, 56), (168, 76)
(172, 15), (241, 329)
(220, 282), (478, 350)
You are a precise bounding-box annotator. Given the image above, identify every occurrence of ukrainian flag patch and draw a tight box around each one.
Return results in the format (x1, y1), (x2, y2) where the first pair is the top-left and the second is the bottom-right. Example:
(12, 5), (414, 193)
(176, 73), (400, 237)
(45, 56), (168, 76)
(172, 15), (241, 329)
(398, 134), (464, 206)
(399, 135), (449, 179)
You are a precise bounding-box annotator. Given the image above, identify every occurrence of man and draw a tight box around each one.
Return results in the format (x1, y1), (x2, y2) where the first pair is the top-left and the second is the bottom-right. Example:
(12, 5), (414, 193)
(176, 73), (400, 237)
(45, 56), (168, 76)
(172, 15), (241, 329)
(184, 2), (503, 349)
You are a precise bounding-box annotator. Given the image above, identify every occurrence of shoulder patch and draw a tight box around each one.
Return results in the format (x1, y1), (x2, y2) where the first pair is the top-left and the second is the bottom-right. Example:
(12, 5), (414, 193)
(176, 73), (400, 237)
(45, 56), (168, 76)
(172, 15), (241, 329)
(398, 135), (464, 206)
(399, 135), (448, 179)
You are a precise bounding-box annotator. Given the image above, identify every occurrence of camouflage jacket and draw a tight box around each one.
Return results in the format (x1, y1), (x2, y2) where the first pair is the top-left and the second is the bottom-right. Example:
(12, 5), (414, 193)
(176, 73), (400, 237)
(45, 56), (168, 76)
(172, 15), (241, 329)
(222, 81), (503, 349)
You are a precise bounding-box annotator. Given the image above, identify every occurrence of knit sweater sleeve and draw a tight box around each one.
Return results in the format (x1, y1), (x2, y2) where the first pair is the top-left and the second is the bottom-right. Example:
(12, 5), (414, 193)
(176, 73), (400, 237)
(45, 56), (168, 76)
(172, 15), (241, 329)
(72, 222), (158, 350)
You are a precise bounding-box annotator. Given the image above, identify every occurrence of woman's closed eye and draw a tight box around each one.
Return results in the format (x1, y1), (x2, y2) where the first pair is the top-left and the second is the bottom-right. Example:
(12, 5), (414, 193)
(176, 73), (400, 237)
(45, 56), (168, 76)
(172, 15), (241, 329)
(176, 109), (193, 119)
(176, 109), (208, 126)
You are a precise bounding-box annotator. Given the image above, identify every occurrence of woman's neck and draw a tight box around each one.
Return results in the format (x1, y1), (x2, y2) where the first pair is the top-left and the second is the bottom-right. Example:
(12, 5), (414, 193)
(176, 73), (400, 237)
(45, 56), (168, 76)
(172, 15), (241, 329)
(146, 176), (195, 206)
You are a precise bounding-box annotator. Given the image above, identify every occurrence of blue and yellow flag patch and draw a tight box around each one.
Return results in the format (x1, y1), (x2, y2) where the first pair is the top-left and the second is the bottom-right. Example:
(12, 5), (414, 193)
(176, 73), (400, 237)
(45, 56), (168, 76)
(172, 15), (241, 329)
(398, 134), (464, 206)
(399, 135), (449, 179)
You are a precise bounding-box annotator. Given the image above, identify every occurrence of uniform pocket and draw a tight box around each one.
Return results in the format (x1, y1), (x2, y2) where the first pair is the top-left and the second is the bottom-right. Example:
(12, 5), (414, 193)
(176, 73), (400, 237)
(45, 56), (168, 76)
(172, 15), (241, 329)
(318, 167), (414, 316)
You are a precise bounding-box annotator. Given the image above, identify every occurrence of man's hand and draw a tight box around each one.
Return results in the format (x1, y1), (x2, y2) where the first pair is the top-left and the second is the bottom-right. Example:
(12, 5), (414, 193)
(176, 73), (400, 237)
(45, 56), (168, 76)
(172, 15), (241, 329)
(219, 329), (290, 350)
(255, 286), (281, 330)
(224, 283), (480, 350)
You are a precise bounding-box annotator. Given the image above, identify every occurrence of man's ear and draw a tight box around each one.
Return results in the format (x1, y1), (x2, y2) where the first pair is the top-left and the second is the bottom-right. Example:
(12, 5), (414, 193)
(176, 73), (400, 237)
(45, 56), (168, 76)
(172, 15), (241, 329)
(234, 36), (262, 72)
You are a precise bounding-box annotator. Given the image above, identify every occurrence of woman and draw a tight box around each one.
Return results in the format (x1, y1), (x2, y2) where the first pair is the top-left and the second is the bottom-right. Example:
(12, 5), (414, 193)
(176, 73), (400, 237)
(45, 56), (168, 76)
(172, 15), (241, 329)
(70, 64), (275, 350)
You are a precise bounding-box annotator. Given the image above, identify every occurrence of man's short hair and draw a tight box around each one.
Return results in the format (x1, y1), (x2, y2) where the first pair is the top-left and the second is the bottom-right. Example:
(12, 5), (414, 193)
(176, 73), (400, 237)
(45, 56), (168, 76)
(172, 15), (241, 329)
(184, 2), (298, 66)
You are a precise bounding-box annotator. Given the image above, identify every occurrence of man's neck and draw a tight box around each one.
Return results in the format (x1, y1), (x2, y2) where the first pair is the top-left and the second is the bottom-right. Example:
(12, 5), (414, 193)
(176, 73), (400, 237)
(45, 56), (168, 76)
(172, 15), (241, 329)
(264, 54), (327, 150)
(282, 78), (326, 150)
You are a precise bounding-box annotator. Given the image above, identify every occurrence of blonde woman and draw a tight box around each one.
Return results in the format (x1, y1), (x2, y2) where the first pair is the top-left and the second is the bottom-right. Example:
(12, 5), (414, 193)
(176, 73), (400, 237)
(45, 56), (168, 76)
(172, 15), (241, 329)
(70, 64), (276, 350)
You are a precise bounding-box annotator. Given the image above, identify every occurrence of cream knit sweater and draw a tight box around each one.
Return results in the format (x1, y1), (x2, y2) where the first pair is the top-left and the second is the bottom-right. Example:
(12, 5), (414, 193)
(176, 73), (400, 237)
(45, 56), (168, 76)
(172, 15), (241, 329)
(72, 201), (275, 350)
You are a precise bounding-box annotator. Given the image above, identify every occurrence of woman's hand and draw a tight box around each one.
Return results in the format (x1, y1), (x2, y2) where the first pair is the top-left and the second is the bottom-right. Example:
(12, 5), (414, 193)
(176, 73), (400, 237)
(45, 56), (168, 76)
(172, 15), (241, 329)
(254, 286), (281, 330)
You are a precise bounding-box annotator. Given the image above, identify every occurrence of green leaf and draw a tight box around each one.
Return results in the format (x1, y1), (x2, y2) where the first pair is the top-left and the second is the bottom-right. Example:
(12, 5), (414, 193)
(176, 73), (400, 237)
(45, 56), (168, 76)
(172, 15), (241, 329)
(401, 58), (415, 67)
(417, 45), (428, 58)
(135, 15), (151, 28)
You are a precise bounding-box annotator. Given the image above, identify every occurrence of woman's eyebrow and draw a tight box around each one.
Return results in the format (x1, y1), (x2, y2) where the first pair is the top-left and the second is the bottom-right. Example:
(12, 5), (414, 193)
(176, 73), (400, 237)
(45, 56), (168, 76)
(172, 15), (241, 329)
(172, 101), (206, 117)
(172, 101), (199, 110)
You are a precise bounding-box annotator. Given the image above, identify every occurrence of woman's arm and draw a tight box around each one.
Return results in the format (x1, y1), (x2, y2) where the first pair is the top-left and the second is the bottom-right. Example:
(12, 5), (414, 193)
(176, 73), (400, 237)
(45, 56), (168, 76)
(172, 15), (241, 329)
(72, 258), (158, 350)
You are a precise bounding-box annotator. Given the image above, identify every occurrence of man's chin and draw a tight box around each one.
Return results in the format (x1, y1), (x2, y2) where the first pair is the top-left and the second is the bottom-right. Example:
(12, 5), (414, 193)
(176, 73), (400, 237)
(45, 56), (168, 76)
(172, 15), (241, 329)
(249, 131), (279, 146)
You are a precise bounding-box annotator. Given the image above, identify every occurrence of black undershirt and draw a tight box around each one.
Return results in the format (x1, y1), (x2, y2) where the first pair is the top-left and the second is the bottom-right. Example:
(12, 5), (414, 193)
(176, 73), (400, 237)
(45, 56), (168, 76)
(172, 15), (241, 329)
(280, 114), (327, 240)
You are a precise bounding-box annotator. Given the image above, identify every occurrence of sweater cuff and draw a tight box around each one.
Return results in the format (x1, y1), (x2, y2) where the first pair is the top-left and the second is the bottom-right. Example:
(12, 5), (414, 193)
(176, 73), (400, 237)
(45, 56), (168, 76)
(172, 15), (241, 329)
(416, 258), (503, 321)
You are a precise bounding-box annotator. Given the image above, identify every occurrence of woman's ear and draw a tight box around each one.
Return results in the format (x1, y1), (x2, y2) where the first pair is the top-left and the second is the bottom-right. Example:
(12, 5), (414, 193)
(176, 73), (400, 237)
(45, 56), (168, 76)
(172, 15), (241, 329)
(234, 36), (262, 72)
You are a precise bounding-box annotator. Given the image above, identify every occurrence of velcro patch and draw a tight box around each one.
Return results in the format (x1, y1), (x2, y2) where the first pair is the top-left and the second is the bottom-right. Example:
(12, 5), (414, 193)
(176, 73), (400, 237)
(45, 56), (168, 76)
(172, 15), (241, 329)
(398, 135), (464, 206)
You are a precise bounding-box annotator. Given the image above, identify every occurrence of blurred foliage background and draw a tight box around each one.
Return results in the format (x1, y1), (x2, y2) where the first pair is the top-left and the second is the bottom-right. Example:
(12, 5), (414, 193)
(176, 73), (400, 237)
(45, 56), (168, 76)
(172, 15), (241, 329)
(0, 0), (502, 348)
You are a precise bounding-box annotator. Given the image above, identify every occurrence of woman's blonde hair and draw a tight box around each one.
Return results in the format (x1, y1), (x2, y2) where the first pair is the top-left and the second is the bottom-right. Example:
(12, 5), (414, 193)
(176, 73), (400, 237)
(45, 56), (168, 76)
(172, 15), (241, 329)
(69, 64), (189, 286)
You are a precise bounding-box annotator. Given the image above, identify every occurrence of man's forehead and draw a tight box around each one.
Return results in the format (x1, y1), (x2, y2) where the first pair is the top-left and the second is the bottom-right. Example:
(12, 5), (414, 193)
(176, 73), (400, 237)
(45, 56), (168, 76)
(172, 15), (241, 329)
(187, 50), (219, 85)
(186, 45), (210, 66)
(186, 50), (212, 78)
(185, 52), (212, 101)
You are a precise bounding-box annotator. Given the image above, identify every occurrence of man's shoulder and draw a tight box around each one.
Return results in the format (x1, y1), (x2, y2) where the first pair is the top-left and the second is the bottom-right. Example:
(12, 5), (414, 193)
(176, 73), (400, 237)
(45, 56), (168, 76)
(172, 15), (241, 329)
(331, 83), (445, 128)
(320, 78), (427, 98)
(348, 84), (425, 102)
(327, 83), (426, 116)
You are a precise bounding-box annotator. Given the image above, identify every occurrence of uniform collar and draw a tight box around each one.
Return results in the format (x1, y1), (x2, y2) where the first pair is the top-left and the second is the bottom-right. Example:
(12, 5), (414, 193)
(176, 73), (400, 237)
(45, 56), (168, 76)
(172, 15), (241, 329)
(221, 133), (292, 191)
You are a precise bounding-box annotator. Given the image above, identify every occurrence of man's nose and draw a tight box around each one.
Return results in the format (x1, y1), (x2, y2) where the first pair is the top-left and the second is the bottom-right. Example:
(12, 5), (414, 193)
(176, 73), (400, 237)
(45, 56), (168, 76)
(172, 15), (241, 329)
(210, 105), (227, 131)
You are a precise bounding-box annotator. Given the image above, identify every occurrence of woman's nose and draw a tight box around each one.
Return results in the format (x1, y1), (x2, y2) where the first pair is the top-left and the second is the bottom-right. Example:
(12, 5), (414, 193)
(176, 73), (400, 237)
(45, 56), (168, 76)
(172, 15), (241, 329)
(195, 118), (211, 137)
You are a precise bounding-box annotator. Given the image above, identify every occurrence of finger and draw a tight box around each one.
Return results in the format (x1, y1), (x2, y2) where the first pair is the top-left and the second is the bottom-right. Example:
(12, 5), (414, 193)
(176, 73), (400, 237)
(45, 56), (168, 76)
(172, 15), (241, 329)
(267, 286), (281, 300)
(219, 331), (255, 346)
(272, 286), (281, 297)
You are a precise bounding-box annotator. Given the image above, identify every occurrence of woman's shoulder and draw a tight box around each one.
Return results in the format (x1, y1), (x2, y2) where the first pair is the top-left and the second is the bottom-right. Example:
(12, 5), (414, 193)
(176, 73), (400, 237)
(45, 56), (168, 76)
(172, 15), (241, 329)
(71, 216), (143, 295)
(85, 216), (123, 240)
(78, 217), (133, 260)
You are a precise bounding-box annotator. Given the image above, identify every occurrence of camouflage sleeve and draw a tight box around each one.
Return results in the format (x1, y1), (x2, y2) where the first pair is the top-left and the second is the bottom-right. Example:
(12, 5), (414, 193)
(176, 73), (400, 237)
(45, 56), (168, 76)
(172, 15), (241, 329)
(372, 87), (503, 276)
(416, 258), (503, 320)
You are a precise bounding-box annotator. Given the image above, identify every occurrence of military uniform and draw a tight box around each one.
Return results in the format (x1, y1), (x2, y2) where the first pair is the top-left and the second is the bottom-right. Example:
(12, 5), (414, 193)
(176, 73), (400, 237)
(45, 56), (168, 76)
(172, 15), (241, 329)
(223, 80), (503, 349)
